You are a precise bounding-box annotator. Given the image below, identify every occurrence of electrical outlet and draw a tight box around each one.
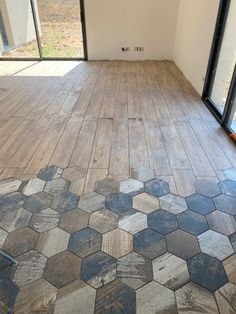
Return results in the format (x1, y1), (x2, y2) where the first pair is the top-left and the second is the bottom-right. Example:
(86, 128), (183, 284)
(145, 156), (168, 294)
(135, 47), (144, 51)
(121, 47), (130, 52)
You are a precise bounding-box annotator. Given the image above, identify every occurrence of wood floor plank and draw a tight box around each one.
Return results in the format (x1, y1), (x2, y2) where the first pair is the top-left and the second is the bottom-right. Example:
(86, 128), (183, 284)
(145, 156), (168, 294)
(173, 169), (196, 197)
(83, 168), (108, 194)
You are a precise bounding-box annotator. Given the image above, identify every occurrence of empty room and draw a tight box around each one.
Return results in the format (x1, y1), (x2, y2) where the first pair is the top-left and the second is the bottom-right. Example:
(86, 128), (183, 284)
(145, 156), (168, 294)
(0, 0), (236, 313)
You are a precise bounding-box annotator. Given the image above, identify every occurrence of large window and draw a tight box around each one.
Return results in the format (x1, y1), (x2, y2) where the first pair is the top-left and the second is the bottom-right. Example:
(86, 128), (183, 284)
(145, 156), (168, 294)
(0, 0), (87, 60)
(203, 0), (236, 134)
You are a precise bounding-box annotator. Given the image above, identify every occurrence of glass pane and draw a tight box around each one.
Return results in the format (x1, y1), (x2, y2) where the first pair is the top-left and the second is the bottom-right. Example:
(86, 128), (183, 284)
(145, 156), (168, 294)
(210, 0), (236, 114)
(228, 93), (236, 133)
(0, 0), (40, 58)
(36, 0), (83, 58)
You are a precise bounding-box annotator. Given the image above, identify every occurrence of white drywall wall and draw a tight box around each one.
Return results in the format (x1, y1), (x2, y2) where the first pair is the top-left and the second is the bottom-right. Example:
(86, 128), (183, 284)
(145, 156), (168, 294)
(84, 0), (179, 60)
(174, 0), (220, 94)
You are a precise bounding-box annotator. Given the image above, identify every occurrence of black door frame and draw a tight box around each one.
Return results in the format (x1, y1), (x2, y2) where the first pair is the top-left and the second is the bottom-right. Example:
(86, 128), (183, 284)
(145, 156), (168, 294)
(0, 0), (88, 61)
(202, 0), (236, 134)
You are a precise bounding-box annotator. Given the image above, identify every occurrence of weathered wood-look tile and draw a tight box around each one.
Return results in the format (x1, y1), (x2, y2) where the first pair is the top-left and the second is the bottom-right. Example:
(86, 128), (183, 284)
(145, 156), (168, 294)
(176, 282), (219, 314)
(187, 253), (228, 291)
(166, 229), (200, 260)
(95, 280), (136, 314)
(0, 227), (7, 248)
(213, 194), (236, 215)
(230, 232), (236, 251)
(136, 281), (177, 314)
(134, 228), (166, 259)
(148, 209), (178, 235)
(80, 251), (117, 288)
(119, 178), (144, 195)
(0, 255), (12, 278)
(62, 166), (86, 182)
(51, 192), (79, 213)
(131, 166), (155, 183)
(207, 210), (236, 236)
(186, 193), (215, 215)
(13, 250), (47, 287)
(153, 252), (189, 290)
(133, 193), (160, 214)
(198, 230), (234, 261)
(68, 228), (102, 258)
(36, 227), (70, 257)
(54, 280), (96, 314)
(0, 192), (25, 211)
(194, 180), (221, 198)
(144, 179), (170, 197)
(0, 207), (32, 232)
(215, 282), (236, 314)
(3, 227), (39, 257)
(223, 254), (236, 285)
(59, 208), (89, 233)
(89, 208), (118, 233)
(105, 192), (132, 214)
(20, 178), (45, 196)
(23, 191), (53, 213)
(117, 252), (153, 289)
(118, 210), (148, 234)
(38, 165), (63, 181)
(79, 192), (105, 213)
(44, 178), (70, 196)
(159, 193), (187, 214)
(177, 210), (208, 235)
(43, 251), (81, 289)
(224, 168), (236, 181)
(94, 178), (120, 196)
(0, 178), (21, 196)
(29, 208), (60, 233)
(219, 180), (236, 197)
(102, 228), (133, 258)
(0, 278), (19, 314)
(14, 279), (57, 314)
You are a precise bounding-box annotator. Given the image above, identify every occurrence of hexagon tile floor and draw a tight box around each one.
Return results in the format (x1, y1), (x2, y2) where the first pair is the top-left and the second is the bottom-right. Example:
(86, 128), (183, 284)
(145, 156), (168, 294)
(0, 166), (236, 313)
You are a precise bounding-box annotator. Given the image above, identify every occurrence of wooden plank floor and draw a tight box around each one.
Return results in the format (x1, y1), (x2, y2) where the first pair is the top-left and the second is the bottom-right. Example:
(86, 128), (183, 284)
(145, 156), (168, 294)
(0, 60), (235, 196)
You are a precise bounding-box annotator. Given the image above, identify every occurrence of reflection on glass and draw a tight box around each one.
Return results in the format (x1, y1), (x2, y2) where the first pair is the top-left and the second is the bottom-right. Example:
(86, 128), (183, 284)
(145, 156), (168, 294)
(36, 0), (83, 58)
(0, 0), (39, 58)
(210, 0), (236, 113)
(228, 94), (236, 133)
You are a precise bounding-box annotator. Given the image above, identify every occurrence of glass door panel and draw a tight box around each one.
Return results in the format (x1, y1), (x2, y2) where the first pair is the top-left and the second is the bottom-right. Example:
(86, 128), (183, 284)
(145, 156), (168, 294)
(35, 0), (84, 58)
(0, 0), (40, 58)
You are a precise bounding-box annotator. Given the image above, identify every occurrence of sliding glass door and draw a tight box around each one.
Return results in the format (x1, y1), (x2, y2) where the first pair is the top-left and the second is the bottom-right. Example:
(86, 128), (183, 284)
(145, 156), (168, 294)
(0, 0), (87, 60)
(203, 0), (236, 134)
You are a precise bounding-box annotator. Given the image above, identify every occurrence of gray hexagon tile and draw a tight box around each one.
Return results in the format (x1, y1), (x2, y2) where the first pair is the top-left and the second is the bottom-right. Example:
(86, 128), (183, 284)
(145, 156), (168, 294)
(213, 193), (236, 215)
(159, 194), (187, 214)
(105, 192), (132, 214)
(186, 193), (215, 215)
(0, 178), (22, 196)
(224, 168), (236, 181)
(198, 230), (234, 261)
(120, 178), (144, 195)
(23, 191), (53, 213)
(38, 165), (63, 181)
(219, 180), (236, 197)
(89, 208), (118, 233)
(215, 282), (236, 314)
(117, 252), (153, 289)
(51, 192), (79, 213)
(176, 282), (219, 313)
(131, 166), (155, 182)
(0, 228), (7, 248)
(133, 193), (160, 214)
(36, 227), (70, 257)
(148, 209), (178, 235)
(59, 208), (89, 233)
(78, 192), (105, 213)
(118, 209), (148, 234)
(44, 178), (70, 196)
(20, 178), (45, 196)
(153, 252), (189, 290)
(0, 207), (32, 232)
(230, 232), (236, 251)
(54, 280), (96, 314)
(144, 179), (170, 197)
(194, 179), (221, 198)
(80, 251), (117, 288)
(94, 178), (120, 196)
(206, 210), (236, 236)
(136, 281), (177, 314)
(29, 208), (60, 233)
(177, 210), (208, 235)
(0, 278), (19, 314)
(0, 192), (25, 211)
(13, 250), (47, 287)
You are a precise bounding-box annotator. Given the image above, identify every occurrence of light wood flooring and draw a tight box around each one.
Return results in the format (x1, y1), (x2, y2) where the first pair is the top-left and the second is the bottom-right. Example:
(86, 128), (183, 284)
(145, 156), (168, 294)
(0, 60), (235, 196)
